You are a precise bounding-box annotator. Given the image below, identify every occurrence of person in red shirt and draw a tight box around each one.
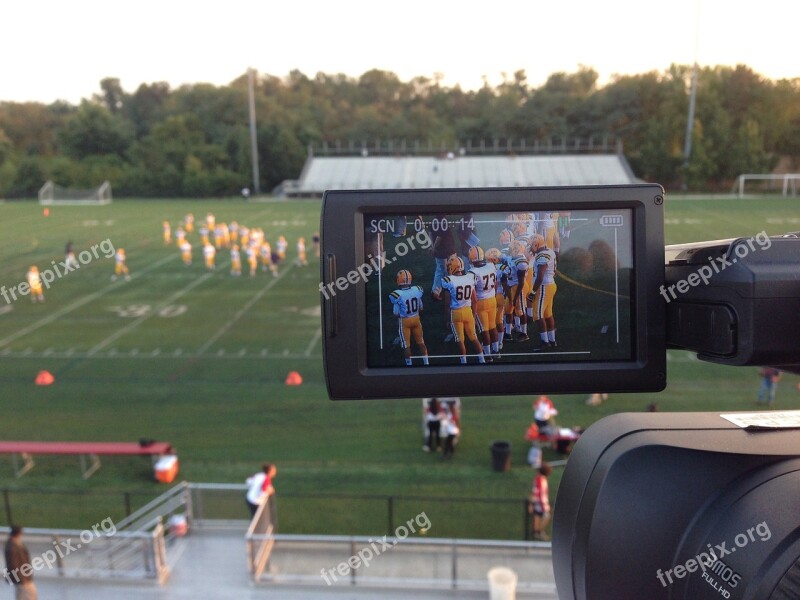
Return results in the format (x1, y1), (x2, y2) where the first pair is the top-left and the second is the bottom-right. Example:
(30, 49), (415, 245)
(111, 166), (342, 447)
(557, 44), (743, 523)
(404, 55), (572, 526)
(529, 462), (553, 541)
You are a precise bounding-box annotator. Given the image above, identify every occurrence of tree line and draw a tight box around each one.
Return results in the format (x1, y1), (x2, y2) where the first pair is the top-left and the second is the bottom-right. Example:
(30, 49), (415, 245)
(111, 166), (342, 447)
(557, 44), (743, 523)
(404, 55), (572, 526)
(0, 64), (798, 198)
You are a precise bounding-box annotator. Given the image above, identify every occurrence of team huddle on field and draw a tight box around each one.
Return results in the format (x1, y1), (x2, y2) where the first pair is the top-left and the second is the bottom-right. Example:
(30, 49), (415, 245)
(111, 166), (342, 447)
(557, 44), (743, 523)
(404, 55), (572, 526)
(162, 212), (317, 276)
(389, 212), (569, 366)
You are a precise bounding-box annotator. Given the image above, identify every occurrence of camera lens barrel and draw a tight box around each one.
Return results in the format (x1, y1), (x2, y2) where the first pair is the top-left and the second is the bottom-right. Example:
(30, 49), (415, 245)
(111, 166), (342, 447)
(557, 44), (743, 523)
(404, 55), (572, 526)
(552, 412), (800, 599)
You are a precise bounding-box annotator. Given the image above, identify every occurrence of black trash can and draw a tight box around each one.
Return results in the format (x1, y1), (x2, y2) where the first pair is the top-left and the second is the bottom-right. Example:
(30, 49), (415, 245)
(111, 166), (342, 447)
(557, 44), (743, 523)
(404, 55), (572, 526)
(490, 441), (512, 472)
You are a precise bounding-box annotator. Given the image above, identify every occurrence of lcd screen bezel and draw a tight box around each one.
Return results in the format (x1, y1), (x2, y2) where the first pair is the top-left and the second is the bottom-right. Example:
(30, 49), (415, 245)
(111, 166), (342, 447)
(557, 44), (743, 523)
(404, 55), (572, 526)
(320, 185), (666, 400)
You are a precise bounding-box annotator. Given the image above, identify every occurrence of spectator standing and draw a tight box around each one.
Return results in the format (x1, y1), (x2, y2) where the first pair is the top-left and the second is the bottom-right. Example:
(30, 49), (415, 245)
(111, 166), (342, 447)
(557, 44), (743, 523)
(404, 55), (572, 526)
(533, 395), (558, 434)
(529, 463), (553, 541)
(4, 525), (37, 599)
(245, 463), (277, 518)
(757, 367), (781, 406)
(525, 422), (542, 468)
(441, 403), (460, 458)
(423, 398), (443, 452)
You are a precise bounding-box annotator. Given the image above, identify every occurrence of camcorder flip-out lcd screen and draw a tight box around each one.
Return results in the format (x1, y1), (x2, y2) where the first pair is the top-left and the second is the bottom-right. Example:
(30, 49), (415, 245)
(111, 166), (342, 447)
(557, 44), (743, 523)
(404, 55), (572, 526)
(320, 185), (665, 399)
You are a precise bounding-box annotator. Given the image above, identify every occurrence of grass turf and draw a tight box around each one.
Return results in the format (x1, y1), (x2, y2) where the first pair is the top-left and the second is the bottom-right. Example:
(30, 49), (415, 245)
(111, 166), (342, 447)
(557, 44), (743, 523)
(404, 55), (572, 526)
(0, 195), (796, 538)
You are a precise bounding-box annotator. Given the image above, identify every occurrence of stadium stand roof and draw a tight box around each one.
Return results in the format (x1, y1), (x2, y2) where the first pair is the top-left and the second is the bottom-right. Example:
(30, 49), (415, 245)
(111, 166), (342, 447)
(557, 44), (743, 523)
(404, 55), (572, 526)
(282, 154), (639, 197)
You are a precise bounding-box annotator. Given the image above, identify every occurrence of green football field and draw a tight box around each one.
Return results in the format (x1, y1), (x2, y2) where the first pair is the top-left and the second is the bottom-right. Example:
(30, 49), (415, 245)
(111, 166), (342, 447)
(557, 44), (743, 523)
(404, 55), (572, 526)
(0, 195), (796, 538)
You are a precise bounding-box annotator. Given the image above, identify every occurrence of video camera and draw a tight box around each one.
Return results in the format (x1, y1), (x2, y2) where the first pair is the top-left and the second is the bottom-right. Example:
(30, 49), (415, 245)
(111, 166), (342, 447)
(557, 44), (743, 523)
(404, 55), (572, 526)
(319, 184), (800, 399)
(552, 410), (800, 599)
(318, 184), (800, 599)
(320, 184), (666, 399)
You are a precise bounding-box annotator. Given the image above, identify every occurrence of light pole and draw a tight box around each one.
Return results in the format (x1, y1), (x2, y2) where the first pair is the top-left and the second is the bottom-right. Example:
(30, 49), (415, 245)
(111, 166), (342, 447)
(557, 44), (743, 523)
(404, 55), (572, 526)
(248, 67), (261, 195)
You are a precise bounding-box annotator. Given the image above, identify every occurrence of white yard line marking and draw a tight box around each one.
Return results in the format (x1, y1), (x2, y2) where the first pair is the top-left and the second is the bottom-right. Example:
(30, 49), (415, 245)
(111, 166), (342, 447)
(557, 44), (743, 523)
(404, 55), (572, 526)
(87, 269), (212, 356)
(304, 329), (322, 357)
(0, 254), (178, 348)
(195, 264), (294, 356)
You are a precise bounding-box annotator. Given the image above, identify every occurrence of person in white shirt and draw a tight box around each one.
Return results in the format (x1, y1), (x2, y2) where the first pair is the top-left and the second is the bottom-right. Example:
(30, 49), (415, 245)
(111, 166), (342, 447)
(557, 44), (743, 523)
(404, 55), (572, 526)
(245, 463), (277, 518)
(533, 395), (558, 435)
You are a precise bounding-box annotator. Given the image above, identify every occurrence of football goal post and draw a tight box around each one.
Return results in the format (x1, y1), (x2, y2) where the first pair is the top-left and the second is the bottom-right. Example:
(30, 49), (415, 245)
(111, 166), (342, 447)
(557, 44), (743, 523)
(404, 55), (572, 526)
(38, 180), (112, 205)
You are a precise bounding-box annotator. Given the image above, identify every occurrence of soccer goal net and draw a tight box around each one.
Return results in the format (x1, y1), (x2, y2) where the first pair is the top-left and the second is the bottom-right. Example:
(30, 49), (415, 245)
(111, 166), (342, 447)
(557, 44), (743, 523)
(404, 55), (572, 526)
(733, 174), (800, 197)
(38, 180), (112, 205)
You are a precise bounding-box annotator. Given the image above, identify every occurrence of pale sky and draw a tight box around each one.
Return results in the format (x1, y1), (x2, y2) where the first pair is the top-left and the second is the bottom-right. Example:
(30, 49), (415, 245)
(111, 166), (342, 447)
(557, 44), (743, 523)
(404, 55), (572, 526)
(2, 0), (797, 104)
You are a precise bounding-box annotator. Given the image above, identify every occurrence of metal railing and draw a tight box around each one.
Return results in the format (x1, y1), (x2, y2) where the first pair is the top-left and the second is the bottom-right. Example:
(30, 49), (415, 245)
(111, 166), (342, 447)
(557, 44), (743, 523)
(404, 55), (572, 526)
(251, 534), (554, 593)
(114, 481), (192, 532)
(185, 483), (535, 541)
(0, 522), (169, 583)
(309, 136), (623, 157)
(0, 487), (155, 529)
(245, 492), (276, 580)
(0, 483), (556, 591)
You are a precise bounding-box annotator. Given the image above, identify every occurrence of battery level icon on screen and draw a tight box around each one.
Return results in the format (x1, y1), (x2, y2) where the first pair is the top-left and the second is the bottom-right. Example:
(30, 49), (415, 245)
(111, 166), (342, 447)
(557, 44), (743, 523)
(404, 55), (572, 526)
(600, 214), (624, 227)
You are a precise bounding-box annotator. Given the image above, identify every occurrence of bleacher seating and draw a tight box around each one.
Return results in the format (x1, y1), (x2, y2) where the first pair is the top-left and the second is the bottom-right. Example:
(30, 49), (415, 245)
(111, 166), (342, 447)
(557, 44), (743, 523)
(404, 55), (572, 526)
(287, 154), (639, 196)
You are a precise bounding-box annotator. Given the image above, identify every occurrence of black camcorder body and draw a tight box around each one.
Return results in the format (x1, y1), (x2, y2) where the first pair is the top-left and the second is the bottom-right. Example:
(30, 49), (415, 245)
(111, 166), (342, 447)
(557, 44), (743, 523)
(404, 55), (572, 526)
(552, 411), (800, 599)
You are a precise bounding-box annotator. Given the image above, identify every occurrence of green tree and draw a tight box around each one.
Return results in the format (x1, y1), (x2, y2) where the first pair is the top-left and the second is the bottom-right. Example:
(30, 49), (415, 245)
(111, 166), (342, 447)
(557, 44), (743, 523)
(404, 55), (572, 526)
(0, 128), (11, 167)
(95, 77), (126, 114)
(125, 82), (171, 138)
(0, 102), (63, 156)
(257, 122), (306, 191)
(124, 114), (239, 197)
(57, 101), (133, 160)
(8, 157), (45, 197)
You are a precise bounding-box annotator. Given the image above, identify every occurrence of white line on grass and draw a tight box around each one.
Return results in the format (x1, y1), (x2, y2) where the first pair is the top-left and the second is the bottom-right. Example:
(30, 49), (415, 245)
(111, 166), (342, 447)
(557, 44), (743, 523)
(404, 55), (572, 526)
(0, 254), (179, 349)
(87, 270), (213, 356)
(195, 265), (295, 356)
(304, 329), (322, 357)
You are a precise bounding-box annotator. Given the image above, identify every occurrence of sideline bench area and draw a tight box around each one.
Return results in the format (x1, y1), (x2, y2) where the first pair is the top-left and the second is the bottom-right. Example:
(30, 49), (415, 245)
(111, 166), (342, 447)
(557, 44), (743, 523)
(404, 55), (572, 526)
(0, 441), (175, 480)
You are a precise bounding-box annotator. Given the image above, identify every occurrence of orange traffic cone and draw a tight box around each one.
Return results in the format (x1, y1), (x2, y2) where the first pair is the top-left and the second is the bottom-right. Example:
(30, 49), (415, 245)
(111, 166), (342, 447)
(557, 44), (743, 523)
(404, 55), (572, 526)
(35, 370), (55, 385)
(42, 208), (50, 217)
(285, 371), (303, 385)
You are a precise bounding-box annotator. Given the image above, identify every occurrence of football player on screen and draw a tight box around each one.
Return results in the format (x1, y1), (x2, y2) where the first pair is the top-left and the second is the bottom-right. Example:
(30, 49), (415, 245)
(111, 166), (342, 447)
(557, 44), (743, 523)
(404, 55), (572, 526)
(540, 212), (561, 255)
(504, 240), (530, 342)
(486, 248), (510, 349)
(441, 256), (486, 365)
(527, 234), (558, 351)
(467, 246), (500, 359)
(388, 270), (430, 366)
